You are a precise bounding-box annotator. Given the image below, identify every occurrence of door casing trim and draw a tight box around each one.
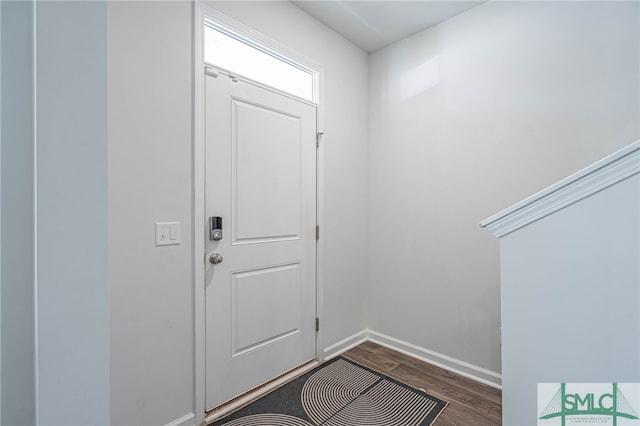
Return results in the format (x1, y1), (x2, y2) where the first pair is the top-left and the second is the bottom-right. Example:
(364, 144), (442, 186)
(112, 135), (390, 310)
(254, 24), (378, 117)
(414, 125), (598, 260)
(192, 3), (326, 424)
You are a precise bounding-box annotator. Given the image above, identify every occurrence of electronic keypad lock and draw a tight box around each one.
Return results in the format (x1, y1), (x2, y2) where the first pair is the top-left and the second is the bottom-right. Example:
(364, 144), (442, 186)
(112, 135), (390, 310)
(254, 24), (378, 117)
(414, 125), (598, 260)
(209, 216), (223, 241)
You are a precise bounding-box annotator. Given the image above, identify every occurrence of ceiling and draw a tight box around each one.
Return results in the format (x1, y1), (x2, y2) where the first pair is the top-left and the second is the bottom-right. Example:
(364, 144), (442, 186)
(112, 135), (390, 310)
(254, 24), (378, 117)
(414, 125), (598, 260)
(291, 1), (484, 53)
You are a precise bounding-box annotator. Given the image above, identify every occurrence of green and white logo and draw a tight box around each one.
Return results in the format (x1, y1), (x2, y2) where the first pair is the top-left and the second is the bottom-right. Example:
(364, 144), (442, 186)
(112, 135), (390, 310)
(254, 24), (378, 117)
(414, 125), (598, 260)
(538, 383), (640, 425)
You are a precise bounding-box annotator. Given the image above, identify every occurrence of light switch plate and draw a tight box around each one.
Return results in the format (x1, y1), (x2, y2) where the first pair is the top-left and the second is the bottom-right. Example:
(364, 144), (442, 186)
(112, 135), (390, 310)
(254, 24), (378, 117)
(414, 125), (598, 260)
(155, 222), (181, 246)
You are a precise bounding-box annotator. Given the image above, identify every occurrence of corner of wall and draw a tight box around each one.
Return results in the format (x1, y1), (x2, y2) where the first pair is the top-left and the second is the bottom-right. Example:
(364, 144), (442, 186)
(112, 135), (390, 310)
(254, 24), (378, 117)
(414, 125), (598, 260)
(0, 1), (36, 424)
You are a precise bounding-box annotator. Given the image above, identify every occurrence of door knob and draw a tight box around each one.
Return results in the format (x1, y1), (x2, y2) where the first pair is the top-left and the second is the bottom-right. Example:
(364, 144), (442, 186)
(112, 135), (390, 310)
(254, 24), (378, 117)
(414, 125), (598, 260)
(209, 253), (223, 264)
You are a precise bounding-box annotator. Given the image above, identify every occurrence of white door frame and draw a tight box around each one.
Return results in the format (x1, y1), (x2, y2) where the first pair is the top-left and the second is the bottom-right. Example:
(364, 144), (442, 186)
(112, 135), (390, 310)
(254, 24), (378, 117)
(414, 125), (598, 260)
(192, 3), (326, 424)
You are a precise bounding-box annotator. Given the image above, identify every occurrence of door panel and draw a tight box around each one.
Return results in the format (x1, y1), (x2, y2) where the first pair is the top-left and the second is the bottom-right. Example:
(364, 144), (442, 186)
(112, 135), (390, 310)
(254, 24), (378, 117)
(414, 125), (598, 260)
(232, 99), (301, 242)
(232, 263), (301, 355)
(205, 72), (317, 411)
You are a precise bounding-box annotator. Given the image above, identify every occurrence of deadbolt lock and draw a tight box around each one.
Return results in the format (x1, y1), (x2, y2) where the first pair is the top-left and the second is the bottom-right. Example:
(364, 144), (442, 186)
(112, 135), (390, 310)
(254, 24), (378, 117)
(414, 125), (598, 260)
(209, 216), (223, 241)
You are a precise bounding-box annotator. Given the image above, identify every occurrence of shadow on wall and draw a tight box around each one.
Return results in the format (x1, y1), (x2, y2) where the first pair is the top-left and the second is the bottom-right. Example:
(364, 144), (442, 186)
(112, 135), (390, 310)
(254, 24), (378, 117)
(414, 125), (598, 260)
(397, 56), (440, 101)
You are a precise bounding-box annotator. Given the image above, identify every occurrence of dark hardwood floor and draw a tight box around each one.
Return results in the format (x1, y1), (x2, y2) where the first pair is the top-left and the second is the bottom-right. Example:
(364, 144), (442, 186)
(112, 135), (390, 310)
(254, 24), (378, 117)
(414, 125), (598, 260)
(342, 341), (502, 425)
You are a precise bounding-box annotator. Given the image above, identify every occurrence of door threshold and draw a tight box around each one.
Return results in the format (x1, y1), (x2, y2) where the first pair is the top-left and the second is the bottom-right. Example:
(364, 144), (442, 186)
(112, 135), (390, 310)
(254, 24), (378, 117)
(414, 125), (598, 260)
(204, 359), (320, 425)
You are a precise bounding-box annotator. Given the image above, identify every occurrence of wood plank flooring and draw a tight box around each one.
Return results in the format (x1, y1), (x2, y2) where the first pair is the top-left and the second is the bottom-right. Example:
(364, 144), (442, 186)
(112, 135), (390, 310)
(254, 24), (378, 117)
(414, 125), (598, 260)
(342, 341), (502, 425)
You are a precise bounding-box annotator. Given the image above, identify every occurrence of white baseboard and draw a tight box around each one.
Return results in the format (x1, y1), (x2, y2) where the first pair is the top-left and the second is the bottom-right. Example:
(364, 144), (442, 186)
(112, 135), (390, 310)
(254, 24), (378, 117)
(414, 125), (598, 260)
(323, 329), (368, 360)
(165, 412), (195, 426)
(367, 330), (502, 389)
(323, 329), (502, 389)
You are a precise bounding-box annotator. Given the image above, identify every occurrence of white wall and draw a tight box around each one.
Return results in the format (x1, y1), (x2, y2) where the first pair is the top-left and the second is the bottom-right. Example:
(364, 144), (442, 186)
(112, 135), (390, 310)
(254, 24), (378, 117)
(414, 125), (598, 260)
(0, 4), (2, 420)
(367, 1), (639, 378)
(36, 1), (110, 424)
(107, 2), (368, 423)
(24, 2), (367, 425)
(498, 152), (640, 425)
(1, 1), (35, 424)
(107, 2), (194, 426)
(0, 2), (2, 419)
(205, 1), (370, 348)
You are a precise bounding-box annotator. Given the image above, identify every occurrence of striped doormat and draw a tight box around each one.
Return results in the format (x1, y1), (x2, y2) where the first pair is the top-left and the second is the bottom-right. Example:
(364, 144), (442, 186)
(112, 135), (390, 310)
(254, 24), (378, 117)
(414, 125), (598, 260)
(211, 357), (448, 426)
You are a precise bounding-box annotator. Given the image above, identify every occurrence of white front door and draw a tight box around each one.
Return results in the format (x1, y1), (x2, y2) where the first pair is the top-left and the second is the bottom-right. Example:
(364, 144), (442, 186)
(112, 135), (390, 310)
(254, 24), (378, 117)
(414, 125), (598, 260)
(204, 71), (317, 410)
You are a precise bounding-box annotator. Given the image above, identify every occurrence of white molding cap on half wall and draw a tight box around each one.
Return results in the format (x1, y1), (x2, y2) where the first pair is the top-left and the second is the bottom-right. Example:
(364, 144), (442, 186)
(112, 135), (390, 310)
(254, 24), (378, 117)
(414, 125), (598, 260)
(480, 140), (640, 238)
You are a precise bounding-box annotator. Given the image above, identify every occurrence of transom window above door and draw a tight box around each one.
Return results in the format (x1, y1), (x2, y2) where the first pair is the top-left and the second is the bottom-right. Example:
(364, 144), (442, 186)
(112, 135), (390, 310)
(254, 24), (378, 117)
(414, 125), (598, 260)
(204, 23), (318, 103)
